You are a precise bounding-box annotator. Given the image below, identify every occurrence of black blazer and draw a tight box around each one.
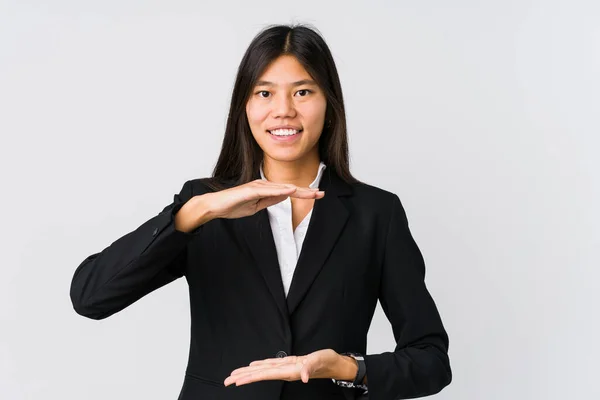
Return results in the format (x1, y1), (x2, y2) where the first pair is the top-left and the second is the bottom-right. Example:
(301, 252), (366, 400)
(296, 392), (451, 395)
(70, 167), (452, 400)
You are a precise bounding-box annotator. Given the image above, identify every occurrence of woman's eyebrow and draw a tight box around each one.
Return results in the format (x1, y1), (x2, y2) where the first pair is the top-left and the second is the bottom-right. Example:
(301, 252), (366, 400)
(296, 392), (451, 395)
(255, 79), (317, 87)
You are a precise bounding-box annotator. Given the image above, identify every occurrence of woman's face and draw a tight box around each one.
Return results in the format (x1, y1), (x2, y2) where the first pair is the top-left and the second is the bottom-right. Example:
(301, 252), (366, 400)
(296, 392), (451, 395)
(246, 55), (327, 164)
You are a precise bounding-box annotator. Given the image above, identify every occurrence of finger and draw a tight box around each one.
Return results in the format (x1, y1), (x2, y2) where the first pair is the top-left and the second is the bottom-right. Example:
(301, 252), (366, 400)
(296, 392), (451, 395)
(253, 180), (295, 188)
(225, 368), (270, 386)
(253, 186), (297, 198)
(289, 190), (325, 199)
(254, 180), (313, 191)
(244, 187), (296, 203)
(230, 362), (282, 376)
(253, 180), (321, 193)
(229, 357), (299, 378)
(227, 366), (290, 386)
(254, 191), (324, 205)
(292, 187), (321, 192)
(231, 361), (297, 377)
(301, 366), (310, 383)
(249, 357), (295, 366)
(229, 365), (266, 376)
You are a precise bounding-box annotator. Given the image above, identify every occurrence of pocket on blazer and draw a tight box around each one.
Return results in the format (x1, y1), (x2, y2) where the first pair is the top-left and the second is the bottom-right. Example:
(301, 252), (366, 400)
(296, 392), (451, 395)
(184, 372), (224, 387)
(178, 373), (224, 400)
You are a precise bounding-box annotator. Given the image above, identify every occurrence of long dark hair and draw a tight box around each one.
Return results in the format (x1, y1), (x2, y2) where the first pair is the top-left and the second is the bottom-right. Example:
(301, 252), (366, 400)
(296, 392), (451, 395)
(201, 23), (361, 191)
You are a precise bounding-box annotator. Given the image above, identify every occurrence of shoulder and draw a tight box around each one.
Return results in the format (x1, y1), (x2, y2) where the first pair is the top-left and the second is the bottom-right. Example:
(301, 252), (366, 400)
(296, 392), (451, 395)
(348, 180), (399, 206)
(181, 177), (236, 196)
(337, 180), (403, 225)
(345, 181), (411, 231)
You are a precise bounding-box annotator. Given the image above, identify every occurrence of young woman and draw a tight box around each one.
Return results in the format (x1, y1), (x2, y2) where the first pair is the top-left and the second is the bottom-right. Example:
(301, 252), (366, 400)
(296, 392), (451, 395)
(70, 24), (452, 400)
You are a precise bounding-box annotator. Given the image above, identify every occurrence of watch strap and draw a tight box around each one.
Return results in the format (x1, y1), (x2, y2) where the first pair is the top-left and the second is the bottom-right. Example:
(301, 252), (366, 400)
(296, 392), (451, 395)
(332, 352), (367, 389)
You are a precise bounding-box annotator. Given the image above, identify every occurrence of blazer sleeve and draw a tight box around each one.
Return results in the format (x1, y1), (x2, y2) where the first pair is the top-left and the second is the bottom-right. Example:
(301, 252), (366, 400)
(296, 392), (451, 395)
(69, 179), (204, 320)
(363, 194), (452, 399)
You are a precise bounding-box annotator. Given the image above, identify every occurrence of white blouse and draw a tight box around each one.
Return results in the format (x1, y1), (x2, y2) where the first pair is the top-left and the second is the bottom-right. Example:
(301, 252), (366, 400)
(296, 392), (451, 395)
(259, 161), (327, 297)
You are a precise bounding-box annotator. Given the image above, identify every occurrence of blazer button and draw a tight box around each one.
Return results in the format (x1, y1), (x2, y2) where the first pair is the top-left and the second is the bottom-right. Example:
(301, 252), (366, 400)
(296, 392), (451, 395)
(152, 227), (158, 236)
(275, 351), (287, 358)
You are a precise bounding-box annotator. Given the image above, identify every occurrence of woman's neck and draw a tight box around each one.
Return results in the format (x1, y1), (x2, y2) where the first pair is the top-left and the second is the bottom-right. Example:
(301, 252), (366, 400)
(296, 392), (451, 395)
(262, 154), (321, 188)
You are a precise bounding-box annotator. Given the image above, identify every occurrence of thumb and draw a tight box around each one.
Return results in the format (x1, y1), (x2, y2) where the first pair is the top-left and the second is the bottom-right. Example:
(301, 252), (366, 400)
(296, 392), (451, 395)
(301, 366), (310, 383)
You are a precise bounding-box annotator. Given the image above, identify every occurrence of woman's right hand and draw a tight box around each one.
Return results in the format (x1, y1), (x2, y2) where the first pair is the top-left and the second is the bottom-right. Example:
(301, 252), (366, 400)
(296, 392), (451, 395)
(175, 179), (325, 233)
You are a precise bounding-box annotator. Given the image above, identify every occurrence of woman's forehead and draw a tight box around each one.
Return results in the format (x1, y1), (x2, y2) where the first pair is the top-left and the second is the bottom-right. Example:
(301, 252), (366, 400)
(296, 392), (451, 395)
(256, 55), (313, 85)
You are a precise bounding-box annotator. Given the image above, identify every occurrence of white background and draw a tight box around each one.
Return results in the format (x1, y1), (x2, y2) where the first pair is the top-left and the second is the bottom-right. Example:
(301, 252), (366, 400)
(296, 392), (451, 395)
(1, 1), (598, 399)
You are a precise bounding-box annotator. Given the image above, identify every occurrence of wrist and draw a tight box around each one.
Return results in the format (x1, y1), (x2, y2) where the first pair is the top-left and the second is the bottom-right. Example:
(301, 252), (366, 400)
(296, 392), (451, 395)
(175, 195), (214, 233)
(193, 194), (216, 225)
(332, 354), (358, 381)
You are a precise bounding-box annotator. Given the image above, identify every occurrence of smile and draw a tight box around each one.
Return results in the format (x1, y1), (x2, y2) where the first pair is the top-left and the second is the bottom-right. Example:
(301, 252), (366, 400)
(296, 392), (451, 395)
(268, 128), (303, 136)
(267, 128), (303, 143)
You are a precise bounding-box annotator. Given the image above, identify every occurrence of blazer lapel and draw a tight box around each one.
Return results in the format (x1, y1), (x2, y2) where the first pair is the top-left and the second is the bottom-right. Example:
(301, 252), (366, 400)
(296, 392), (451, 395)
(286, 167), (353, 315)
(235, 167), (353, 320)
(237, 209), (290, 323)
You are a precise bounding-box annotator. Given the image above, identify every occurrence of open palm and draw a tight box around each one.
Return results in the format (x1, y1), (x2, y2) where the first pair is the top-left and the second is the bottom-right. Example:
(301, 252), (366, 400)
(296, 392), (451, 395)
(223, 349), (340, 387)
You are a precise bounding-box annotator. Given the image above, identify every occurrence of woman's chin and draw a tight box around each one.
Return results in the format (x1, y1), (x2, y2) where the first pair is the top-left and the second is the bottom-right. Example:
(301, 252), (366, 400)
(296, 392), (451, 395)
(263, 150), (310, 163)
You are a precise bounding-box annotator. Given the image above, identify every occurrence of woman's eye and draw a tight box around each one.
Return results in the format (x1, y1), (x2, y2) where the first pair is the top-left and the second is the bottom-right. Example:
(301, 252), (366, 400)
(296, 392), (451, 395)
(255, 89), (311, 98)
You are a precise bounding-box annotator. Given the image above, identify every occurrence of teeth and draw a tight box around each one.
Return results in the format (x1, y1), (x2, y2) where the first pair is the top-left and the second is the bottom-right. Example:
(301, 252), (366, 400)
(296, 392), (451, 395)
(270, 129), (300, 136)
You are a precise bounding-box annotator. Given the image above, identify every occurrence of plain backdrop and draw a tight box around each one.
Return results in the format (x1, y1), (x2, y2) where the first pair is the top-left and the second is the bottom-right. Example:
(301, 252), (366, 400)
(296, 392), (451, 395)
(1, 1), (598, 399)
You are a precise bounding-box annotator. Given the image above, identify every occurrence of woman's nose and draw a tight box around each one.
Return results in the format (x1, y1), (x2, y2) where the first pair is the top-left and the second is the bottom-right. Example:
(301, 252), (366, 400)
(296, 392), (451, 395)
(272, 93), (296, 118)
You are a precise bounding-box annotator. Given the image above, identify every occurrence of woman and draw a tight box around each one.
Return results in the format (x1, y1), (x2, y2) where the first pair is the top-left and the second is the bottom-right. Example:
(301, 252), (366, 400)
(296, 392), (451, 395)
(70, 24), (452, 400)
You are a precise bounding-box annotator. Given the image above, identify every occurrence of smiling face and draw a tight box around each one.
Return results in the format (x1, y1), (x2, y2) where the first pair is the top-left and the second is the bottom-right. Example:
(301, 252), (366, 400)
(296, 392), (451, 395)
(245, 55), (328, 165)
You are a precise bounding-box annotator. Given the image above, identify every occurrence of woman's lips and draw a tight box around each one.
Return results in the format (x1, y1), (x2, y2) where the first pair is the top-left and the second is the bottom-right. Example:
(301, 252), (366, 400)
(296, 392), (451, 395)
(267, 129), (303, 142)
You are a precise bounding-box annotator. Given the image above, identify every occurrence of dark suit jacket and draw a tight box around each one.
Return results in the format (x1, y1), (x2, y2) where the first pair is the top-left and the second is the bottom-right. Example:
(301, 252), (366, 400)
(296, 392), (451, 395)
(70, 167), (452, 400)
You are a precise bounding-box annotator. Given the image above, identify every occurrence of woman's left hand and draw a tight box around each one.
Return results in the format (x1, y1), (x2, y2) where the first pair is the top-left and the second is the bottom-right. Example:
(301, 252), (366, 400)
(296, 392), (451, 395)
(223, 349), (346, 387)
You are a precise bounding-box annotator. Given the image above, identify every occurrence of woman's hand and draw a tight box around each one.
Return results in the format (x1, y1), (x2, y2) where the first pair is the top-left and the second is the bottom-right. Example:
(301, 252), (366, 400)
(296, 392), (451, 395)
(206, 179), (324, 219)
(223, 349), (357, 387)
(176, 179), (324, 233)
